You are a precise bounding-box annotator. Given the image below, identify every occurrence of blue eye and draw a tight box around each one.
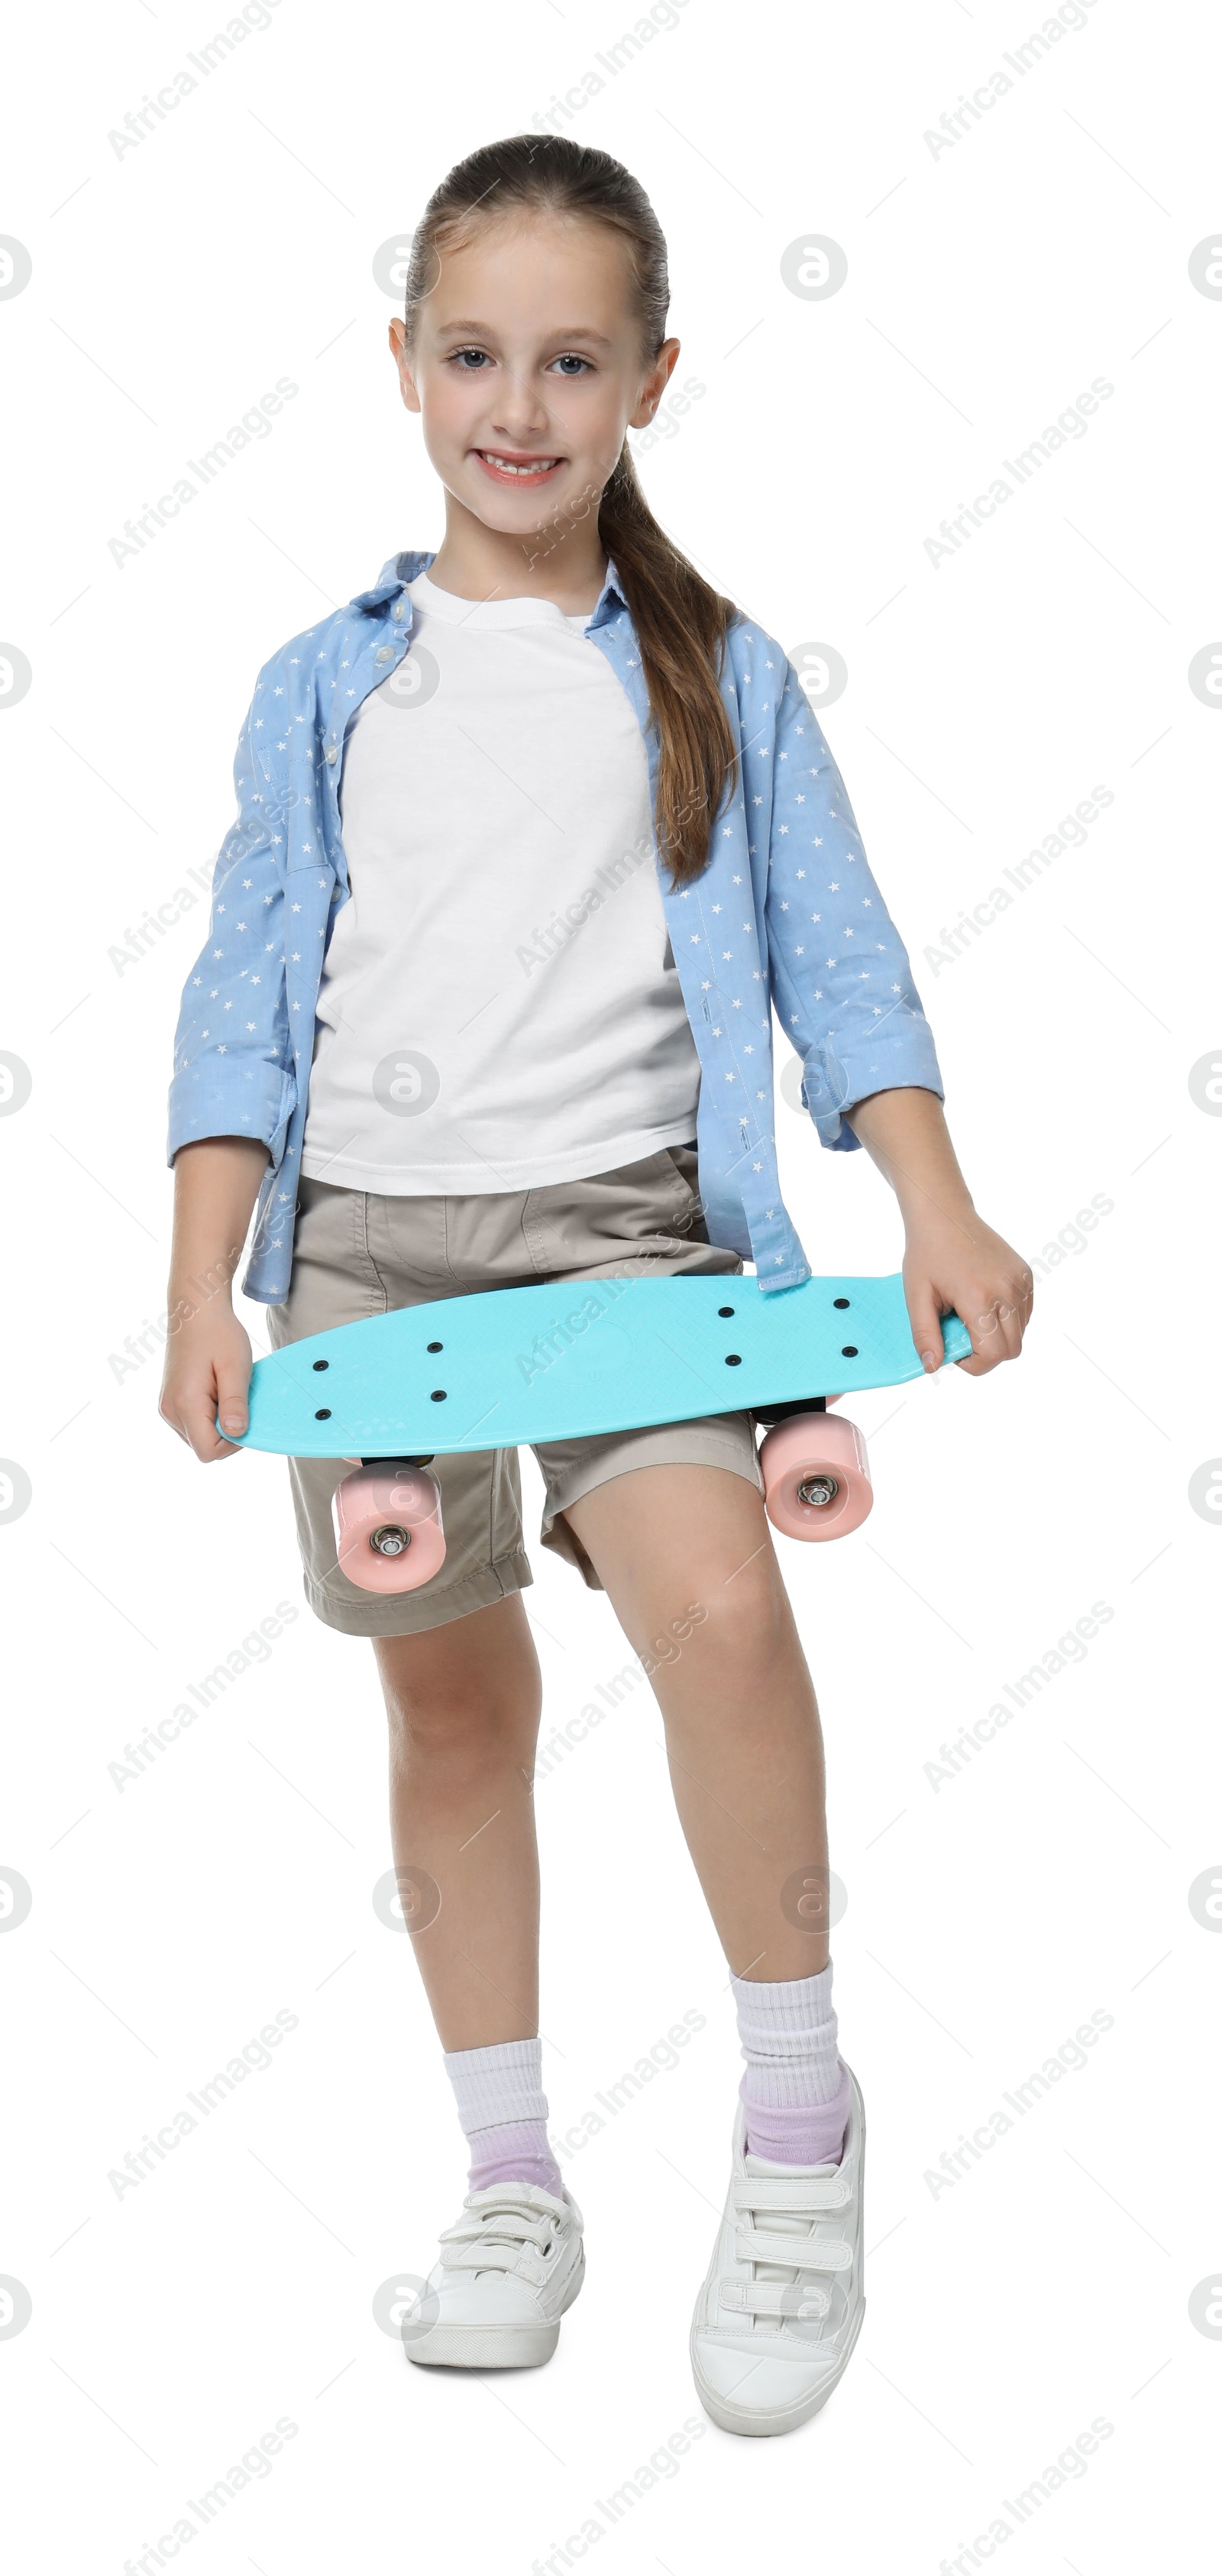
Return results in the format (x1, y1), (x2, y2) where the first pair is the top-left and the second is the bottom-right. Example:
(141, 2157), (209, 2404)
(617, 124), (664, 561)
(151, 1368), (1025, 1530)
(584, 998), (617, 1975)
(447, 348), (593, 375)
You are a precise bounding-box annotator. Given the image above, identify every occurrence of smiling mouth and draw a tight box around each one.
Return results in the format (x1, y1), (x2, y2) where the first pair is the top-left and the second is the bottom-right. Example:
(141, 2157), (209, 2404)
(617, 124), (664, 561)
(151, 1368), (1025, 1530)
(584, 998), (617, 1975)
(474, 450), (564, 480)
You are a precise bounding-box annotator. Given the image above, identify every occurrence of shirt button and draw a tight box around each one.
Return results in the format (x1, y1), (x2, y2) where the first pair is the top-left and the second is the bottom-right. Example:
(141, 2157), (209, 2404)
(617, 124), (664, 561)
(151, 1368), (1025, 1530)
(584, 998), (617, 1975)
(375, 646), (393, 663)
(393, 601), (405, 620)
(325, 746), (338, 765)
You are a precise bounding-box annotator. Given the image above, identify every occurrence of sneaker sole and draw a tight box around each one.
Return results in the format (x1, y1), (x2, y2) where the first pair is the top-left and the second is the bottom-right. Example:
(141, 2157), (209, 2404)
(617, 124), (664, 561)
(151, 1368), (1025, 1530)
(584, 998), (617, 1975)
(690, 2090), (868, 2438)
(404, 2244), (585, 2371)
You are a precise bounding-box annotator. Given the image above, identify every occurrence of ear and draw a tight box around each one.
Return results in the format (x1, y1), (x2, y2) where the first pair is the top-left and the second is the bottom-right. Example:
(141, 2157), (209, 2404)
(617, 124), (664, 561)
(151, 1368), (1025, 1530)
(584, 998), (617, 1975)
(388, 317), (422, 415)
(629, 334), (681, 429)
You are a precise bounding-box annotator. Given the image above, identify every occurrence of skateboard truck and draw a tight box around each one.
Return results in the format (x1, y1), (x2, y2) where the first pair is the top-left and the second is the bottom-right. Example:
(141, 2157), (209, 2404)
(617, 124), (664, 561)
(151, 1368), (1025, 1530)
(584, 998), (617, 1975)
(330, 1390), (874, 1593)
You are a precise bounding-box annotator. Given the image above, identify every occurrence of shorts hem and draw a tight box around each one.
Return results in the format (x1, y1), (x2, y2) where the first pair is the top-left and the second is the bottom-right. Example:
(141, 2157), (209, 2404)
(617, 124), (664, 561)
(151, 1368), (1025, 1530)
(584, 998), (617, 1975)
(301, 1548), (534, 1638)
(541, 1426), (765, 1539)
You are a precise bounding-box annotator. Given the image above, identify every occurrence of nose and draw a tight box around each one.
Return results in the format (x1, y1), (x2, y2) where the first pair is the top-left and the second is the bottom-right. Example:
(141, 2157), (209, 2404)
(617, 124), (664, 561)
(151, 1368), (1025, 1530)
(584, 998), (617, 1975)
(485, 366), (556, 444)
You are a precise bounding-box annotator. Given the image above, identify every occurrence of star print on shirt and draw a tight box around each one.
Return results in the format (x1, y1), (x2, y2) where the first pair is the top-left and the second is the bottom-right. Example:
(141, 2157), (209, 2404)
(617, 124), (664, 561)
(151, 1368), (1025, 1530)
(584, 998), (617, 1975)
(170, 566), (942, 1309)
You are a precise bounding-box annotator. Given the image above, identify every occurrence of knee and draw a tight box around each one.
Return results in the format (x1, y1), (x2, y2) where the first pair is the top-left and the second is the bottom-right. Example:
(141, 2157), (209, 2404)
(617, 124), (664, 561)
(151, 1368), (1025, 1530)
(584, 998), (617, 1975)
(650, 1560), (789, 1684)
(385, 1679), (539, 1768)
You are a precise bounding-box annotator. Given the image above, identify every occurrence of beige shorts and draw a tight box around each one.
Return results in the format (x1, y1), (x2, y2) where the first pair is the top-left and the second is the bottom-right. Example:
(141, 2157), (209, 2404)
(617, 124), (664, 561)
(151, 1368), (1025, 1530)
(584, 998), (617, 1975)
(264, 1145), (765, 1636)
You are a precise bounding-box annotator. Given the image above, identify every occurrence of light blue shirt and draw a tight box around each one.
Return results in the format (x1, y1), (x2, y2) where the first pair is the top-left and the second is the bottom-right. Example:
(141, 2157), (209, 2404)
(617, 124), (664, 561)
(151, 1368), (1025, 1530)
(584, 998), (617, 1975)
(167, 549), (943, 1303)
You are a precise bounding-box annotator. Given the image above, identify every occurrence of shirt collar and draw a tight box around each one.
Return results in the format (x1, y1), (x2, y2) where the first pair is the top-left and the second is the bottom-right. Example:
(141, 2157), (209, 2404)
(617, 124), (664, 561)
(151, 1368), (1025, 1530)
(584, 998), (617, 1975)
(354, 549), (629, 629)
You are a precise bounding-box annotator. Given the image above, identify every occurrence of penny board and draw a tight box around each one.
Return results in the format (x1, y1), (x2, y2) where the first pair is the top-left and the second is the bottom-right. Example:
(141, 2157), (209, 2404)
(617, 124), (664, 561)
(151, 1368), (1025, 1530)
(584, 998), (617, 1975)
(231, 1273), (971, 1460)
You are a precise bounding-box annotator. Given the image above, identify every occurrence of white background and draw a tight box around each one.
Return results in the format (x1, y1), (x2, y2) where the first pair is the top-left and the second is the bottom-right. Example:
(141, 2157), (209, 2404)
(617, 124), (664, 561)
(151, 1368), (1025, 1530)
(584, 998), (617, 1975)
(2, 0), (1219, 2567)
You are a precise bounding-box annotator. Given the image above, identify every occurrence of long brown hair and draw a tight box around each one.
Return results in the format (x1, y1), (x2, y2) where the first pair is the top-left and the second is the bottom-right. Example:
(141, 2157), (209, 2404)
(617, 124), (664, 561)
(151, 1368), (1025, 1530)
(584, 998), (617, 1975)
(400, 134), (741, 890)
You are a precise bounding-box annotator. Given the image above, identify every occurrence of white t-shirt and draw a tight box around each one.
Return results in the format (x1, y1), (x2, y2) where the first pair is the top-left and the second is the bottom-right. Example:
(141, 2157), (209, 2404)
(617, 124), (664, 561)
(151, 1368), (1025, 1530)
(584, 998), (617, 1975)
(299, 571), (702, 1194)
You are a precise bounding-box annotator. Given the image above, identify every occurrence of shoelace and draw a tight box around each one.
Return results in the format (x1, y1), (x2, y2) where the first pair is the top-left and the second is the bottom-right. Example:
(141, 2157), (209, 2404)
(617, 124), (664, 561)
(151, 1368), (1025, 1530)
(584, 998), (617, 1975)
(721, 2170), (853, 2326)
(438, 2190), (566, 2280)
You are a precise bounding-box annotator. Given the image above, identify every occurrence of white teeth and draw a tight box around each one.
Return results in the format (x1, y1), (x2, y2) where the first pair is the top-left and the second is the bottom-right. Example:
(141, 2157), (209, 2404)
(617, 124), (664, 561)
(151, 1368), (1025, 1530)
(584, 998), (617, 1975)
(480, 454), (558, 475)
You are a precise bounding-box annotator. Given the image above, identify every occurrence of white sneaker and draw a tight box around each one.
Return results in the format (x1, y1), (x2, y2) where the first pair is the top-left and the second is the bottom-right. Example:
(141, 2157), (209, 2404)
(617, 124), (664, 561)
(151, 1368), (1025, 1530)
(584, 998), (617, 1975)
(690, 2070), (866, 2436)
(403, 2179), (585, 2370)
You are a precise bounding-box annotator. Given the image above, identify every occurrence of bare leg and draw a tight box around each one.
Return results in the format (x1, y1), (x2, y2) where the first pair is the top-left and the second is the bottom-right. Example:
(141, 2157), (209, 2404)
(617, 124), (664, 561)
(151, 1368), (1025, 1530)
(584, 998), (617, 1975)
(373, 1594), (545, 2050)
(562, 1464), (831, 1982)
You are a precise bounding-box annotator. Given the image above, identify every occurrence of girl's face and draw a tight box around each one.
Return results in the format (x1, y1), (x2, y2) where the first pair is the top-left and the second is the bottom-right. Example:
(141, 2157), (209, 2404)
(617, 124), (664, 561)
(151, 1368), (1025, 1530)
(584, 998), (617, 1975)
(390, 212), (677, 533)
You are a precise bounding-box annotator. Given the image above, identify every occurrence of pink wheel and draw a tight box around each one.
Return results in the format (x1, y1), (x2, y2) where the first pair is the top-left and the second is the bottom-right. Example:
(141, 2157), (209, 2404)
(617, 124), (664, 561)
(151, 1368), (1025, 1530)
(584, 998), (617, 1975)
(332, 1462), (446, 1593)
(759, 1411), (872, 1542)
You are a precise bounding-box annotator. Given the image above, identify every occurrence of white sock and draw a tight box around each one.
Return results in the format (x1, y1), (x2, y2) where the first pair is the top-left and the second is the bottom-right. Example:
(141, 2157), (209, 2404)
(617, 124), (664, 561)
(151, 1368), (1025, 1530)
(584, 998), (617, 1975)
(442, 2035), (564, 2196)
(731, 1961), (850, 2166)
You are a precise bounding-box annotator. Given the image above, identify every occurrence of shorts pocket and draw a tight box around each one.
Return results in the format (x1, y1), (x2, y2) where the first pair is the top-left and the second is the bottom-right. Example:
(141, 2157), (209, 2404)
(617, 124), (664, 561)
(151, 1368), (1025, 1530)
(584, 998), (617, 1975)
(661, 1143), (705, 1231)
(663, 1141), (700, 1190)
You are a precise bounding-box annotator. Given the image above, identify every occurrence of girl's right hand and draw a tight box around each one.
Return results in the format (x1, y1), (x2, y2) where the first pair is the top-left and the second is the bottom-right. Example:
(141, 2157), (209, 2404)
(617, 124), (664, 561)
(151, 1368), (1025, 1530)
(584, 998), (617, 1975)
(158, 1300), (254, 1461)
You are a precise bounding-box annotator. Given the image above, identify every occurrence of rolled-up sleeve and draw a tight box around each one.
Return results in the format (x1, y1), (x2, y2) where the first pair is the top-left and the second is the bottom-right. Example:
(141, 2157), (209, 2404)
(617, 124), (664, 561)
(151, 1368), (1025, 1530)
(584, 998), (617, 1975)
(764, 659), (943, 1152)
(166, 691), (297, 1170)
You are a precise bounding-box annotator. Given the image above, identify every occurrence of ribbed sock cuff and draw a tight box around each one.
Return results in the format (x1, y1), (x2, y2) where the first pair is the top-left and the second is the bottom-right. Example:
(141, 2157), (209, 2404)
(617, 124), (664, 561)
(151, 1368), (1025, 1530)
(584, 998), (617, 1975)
(443, 2035), (548, 2134)
(731, 1960), (843, 2108)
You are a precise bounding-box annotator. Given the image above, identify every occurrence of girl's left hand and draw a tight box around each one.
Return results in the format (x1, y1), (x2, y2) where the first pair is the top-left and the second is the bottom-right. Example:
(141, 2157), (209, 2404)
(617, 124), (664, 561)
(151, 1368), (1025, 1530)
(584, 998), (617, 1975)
(902, 1212), (1033, 1379)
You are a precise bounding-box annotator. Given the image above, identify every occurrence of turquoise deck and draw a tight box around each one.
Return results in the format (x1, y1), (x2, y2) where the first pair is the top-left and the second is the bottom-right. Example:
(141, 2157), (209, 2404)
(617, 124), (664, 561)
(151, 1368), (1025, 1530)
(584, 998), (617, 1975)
(233, 1273), (971, 1460)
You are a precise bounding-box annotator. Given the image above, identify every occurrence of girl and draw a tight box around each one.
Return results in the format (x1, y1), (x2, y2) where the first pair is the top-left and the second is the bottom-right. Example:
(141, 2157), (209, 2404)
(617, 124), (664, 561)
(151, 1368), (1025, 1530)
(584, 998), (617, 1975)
(160, 134), (1031, 2438)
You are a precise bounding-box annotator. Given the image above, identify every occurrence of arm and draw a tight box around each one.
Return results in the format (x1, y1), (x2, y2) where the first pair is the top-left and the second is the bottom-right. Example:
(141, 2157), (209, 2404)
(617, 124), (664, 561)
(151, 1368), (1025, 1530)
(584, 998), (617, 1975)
(845, 1086), (1033, 1377)
(761, 650), (1030, 1371)
(158, 1138), (270, 1458)
(166, 670), (297, 1181)
(763, 659), (943, 1154)
(161, 666), (297, 1457)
